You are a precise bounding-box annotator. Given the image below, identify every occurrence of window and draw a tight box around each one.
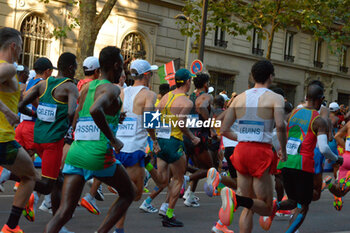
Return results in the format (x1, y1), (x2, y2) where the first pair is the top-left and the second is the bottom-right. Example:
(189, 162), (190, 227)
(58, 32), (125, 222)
(208, 71), (235, 97)
(313, 40), (323, 68)
(338, 93), (350, 106)
(121, 33), (146, 61)
(340, 46), (349, 73)
(252, 29), (264, 56)
(214, 20), (227, 48)
(284, 31), (295, 62)
(271, 82), (296, 105)
(19, 14), (52, 69)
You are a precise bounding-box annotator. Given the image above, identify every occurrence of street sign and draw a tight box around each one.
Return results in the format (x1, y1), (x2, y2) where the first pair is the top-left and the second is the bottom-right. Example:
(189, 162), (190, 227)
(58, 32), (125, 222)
(191, 60), (203, 74)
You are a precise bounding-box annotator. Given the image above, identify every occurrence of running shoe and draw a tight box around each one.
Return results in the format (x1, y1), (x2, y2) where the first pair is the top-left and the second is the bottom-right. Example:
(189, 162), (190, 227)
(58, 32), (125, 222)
(333, 196), (343, 211)
(339, 171), (350, 191)
(159, 203), (168, 217)
(184, 195), (200, 207)
(276, 210), (292, 217)
(139, 200), (158, 213)
(183, 188), (200, 201)
(162, 216), (184, 227)
(39, 200), (52, 214)
(204, 168), (220, 197)
(80, 196), (101, 215)
(108, 186), (118, 194)
(321, 176), (332, 192)
(22, 193), (37, 222)
(0, 224), (23, 233)
(0, 167), (10, 188)
(59, 226), (74, 233)
(144, 169), (151, 188)
(13, 182), (19, 192)
(95, 185), (104, 201)
(219, 187), (236, 226)
(0, 184), (4, 192)
(211, 222), (234, 233)
(259, 199), (278, 231)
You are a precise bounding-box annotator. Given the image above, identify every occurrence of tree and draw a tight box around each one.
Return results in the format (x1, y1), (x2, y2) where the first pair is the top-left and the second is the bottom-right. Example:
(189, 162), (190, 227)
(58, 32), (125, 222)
(179, 0), (350, 60)
(41, 0), (118, 78)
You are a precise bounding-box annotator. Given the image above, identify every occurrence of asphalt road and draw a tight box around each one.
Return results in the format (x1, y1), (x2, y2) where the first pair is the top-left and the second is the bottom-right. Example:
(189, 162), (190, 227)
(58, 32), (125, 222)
(0, 173), (350, 233)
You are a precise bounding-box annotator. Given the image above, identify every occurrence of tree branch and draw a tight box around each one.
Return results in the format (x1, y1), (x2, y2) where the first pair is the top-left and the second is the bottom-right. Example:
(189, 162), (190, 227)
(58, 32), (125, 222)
(95, 0), (118, 33)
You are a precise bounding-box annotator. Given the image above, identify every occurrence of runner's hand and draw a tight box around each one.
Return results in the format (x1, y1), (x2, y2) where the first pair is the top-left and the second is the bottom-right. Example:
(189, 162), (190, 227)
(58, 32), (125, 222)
(119, 111), (126, 124)
(191, 136), (200, 146)
(278, 150), (287, 162)
(111, 138), (124, 153)
(153, 140), (161, 154)
(336, 156), (344, 166)
(4, 109), (19, 126)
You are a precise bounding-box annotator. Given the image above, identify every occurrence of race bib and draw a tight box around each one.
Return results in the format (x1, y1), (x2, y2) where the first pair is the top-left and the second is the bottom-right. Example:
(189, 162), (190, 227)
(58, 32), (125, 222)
(346, 138), (350, 152)
(286, 138), (301, 155)
(237, 120), (264, 142)
(157, 125), (171, 139)
(37, 103), (57, 122)
(116, 117), (137, 137)
(75, 117), (100, 141)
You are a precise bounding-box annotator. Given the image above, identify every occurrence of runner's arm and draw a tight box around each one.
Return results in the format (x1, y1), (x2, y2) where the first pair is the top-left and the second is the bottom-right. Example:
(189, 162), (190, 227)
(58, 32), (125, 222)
(145, 91), (158, 141)
(18, 82), (41, 117)
(220, 100), (237, 141)
(0, 63), (16, 84)
(196, 95), (212, 120)
(274, 95), (287, 160)
(178, 100), (199, 144)
(66, 83), (79, 124)
(334, 121), (348, 149)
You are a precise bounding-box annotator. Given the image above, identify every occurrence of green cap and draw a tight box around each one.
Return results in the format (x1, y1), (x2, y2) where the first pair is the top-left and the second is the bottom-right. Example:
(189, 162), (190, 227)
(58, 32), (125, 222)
(175, 68), (196, 84)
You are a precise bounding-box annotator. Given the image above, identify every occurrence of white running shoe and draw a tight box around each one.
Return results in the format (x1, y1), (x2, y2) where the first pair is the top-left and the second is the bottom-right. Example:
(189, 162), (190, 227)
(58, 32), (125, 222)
(0, 167), (11, 188)
(95, 185), (104, 201)
(139, 200), (158, 213)
(158, 203), (168, 217)
(59, 226), (74, 233)
(184, 194), (200, 207)
(39, 201), (52, 214)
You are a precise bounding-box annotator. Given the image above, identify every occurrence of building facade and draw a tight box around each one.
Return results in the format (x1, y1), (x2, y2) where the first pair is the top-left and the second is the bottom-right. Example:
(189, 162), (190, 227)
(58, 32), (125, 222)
(1, 0), (349, 106)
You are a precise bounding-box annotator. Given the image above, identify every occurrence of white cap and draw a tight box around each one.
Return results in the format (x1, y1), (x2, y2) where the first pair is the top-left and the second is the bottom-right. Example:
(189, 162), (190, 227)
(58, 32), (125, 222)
(329, 102), (340, 112)
(220, 93), (230, 101)
(83, 56), (100, 71)
(16, 65), (25, 72)
(29, 70), (36, 79)
(208, 86), (214, 94)
(130, 59), (158, 76)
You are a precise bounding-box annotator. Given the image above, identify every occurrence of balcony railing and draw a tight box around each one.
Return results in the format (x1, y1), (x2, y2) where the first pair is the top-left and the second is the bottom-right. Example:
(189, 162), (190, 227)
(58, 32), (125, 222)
(340, 66), (349, 73)
(284, 54), (295, 63)
(313, 60), (323, 68)
(252, 48), (264, 56)
(215, 39), (228, 48)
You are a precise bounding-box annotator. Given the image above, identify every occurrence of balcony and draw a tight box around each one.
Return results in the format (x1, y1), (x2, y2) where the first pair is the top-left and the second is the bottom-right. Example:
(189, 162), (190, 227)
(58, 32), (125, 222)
(252, 48), (264, 56)
(215, 39), (228, 48)
(284, 54), (295, 63)
(340, 66), (349, 73)
(313, 60), (323, 68)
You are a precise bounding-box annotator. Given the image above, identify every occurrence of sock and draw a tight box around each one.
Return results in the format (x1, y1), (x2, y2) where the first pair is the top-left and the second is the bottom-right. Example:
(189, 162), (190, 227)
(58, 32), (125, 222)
(145, 163), (154, 172)
(114, 228), (124, 233)
(328, 183), (333, 189)
(236, 195), (253, 209)
(145, 196), (152, 204)
(6, 206), (23, 229)
(166, 208), (174, 218)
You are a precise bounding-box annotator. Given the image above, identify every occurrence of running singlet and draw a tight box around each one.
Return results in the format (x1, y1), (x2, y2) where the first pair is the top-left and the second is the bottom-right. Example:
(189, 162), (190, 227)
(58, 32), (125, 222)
(65, 79), (120, 170)
(278, 108), (319, 173)
(20, 78), (43, 122)
(158, 91), (185, 141)
(0, 60), (20, 142)
(34, 76), (71, 143)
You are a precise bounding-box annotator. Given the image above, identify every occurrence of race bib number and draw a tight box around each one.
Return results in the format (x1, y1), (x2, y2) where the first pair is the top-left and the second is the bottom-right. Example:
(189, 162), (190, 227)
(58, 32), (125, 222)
(157, 125), (171, 139)
(346, 138), (350, 152)
(116, 117), (137, 137)
(37, 103), (57, 122)
(237, 120), (264, 142)
(286, 138), (301, 155)
(75, 117), (100, 141)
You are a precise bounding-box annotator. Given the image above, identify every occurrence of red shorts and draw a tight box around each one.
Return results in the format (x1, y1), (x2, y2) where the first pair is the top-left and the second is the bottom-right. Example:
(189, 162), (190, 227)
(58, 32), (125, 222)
(35, 138), (64, 180)
(15, 121), (36, 151)
(231, 142), (274, 178)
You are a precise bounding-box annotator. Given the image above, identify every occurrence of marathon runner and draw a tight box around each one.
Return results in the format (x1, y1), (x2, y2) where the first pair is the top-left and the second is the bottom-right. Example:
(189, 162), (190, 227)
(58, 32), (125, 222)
(17, 52), (79, 223)
(154, 68), (200, 227)
(44, 46), (135, 233)
(0, 27), (39, 233)
(216, 60), (287, 232)
(266, 83), (343, 232)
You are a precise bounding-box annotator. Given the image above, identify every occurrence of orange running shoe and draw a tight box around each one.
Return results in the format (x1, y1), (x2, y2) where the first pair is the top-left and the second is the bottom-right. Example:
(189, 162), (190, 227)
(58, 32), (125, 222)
(339, 171), (350, 191)
(259, 199), (278, 231)
(0, 224), (23, 233)
(219, 187), (236, 226)
(13, 182), (19, 192)
(322, 176), (332, 192)
(204, 168), (221, 197)
(22, 193), (35, 222)
(333, 196), (343, 211)
(80, 197), (101, 215)
(211, 221), (234, 233)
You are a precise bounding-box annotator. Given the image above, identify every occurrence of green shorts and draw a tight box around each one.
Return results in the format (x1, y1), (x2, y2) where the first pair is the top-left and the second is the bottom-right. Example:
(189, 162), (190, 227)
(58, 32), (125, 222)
(0, 140), (21, 165)
(157, 137), (184, 164)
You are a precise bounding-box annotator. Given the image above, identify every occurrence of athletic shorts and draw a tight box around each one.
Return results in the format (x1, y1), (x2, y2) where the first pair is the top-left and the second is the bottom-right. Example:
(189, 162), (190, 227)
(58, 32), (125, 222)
(231, 142), (274, 178)
(224, 147), (237, 178)
(62, 162), (121, 181)
(157, 137), (184, 164)
(0, 141), (21, 165)
(314, 147), (325, 174)
(35, 138), (64, 180)
(114, 150), (146, 168)
(282, 168), (314, 205)
(15, 121), (36, 151)
(184, 129), (210, 157)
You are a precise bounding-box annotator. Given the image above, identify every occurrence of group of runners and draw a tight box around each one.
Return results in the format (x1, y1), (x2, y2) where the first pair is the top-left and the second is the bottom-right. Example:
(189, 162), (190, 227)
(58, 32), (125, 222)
(1, 26), (350, 233)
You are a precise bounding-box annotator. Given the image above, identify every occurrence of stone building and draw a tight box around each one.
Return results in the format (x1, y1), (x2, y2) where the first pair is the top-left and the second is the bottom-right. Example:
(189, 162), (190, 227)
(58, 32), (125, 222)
(1, 0), (349, 105)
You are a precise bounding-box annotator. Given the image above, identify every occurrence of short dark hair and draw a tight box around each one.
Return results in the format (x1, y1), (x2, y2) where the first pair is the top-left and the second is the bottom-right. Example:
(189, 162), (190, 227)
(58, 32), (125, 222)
(251, 60), (274, 84)
(99, 46), (123, 73)
(271, 87), (285, 98)
(57, 52), (76, 72)
(84, 70), (95, 76)
(307, 84), (324, 101)
(0, 27), (21, 50)
(308, 80), (324, 90)
(170, 84), (177, 90)
(193, 72), (210, 89)
(159, 83), (170, 97)
(214, 95), (225, 108)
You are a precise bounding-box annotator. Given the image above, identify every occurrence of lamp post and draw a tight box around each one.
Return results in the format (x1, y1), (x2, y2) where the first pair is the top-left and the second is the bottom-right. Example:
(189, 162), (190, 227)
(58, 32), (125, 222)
(174, 14), (191, 69)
